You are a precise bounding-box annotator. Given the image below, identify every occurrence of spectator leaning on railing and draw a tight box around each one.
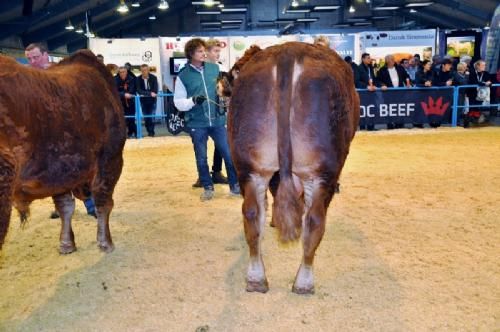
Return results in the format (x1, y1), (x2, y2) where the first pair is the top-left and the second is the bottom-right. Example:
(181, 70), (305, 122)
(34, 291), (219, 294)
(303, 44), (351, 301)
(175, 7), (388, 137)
(136, 64), (159, 137)
(415, 60), (434, 87)
(429, 58), (455, 128)
(453, 62), (470, 127)
(376, 54), (411, 129)
(466, 60), (492, 127)
(355, 53), (378, 131)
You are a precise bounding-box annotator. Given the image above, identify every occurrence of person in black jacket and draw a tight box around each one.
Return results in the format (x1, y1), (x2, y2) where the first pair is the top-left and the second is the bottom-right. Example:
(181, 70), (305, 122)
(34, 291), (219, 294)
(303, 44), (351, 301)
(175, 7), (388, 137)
(136, 64), (159, 137)
(376, 54), (411, 129)
(355, 53), (378, 130)
(432, 58), (454, 87)
(115, 66), (137, 138)
(415, 60), (434, 87)
(466, 60), (493, 127)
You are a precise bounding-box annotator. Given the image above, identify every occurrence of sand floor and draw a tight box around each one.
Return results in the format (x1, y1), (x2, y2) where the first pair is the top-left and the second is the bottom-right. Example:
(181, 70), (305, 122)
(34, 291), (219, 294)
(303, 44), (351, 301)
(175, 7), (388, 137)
(0, 127), (499, 331)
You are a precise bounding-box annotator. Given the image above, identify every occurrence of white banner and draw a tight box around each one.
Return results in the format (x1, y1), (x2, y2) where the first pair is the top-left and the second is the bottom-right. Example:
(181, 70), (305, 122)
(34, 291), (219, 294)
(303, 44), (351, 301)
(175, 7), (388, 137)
(89, 38), (164, 117)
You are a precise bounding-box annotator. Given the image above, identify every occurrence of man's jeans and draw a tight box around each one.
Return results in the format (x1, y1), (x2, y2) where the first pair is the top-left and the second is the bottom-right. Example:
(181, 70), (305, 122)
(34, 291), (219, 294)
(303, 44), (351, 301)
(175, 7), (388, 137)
(189, 126), (237, 189)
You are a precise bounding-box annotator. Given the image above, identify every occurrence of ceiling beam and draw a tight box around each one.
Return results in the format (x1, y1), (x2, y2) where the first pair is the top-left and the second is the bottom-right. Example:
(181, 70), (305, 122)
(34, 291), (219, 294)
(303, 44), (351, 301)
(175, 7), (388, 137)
(0, 0), (88, 40)
(22, 1), (119, 46)
(433, 0), (491, 21)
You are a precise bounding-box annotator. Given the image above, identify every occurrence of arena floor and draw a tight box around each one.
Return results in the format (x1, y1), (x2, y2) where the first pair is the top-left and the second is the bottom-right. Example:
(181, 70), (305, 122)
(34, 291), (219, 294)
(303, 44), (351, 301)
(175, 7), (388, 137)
(1, 127), (499, 331)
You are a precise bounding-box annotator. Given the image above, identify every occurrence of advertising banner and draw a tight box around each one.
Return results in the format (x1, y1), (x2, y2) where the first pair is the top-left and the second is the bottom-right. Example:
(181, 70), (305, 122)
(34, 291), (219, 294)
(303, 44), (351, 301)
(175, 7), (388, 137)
(359, 29), (436, 65)
(358, 87), (453, 125)
(89, 38), (163, 116)
(298, 34), (356, 59)
(228, 35), (297, 68)
(485, 4), (500, 74)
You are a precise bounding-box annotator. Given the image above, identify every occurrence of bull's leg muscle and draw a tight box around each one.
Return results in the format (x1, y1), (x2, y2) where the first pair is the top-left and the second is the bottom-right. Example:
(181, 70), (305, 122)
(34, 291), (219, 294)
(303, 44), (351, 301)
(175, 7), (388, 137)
(243, 174), (269, 293)
(293, 180), (330, 294)
(53, 192), (77, 254)
(0, 157), (14, 251)
(92, 153), (123, 253)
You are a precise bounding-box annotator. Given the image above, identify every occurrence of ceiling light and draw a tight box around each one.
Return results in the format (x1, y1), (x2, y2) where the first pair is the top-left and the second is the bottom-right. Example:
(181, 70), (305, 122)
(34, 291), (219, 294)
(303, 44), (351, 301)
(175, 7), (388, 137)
(149, 15), (156, 20)
(75, 26), (84, 33)
(313, 5), (340, 10)
(372, 16), (391, 19)
(405, 2), (434, 7)
(196, 10), (221, 14)
(349, 5), (355, 13)
(353, 22), (371, 26)
(65, 19), (75, 30)
(365, 0), (370, 3)
(192, 1), (220, 4)
(373, 6), (400, 10)
(131, 1), (140, 7)
(218, 3), (224, 7)
(201, 21), (222, 25)
(291, 0), (299, 7)
(158, 0), (169, 10)
(410, 9), (417, 13)
(220, 7), (247, 12)
(347, 18), (367, 22)
(117, 0), (129, 13)
(86, 32), (96, 38)
(221, 19), (242, 23)
(221, 25), (240, 29)
(204, 0), (215, 6)
(296, 18), (318, 22)
(286, 8), (311, 13)
(332, 24), (350, 27)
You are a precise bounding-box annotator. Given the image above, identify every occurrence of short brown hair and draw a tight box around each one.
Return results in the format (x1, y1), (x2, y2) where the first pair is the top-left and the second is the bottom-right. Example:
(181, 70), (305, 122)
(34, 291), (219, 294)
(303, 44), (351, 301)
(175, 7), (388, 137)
(205, 38), (221, 51)
(140, 64), (149, 69)
(25, 42), (48, 54)
(184, 38), (207, 61)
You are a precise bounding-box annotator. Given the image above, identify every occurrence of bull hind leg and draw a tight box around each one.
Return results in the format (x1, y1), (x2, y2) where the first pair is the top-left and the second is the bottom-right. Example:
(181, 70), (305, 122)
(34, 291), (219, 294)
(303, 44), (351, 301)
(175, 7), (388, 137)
(92, 154), (123, 253)
(242, 174), (270, 293)
(292, 180), (332, 295)
(53, 192), (77, 254)
(0, 158), (15, 251)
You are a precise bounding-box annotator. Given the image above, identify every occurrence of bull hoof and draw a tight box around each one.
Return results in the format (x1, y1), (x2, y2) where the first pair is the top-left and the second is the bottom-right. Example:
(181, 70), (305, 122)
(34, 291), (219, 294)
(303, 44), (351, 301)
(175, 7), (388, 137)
(98, 241), (115, 253)
(59, 242), (77, 255)
(292, 285), (315, 295)
(246, 279), (269, 293)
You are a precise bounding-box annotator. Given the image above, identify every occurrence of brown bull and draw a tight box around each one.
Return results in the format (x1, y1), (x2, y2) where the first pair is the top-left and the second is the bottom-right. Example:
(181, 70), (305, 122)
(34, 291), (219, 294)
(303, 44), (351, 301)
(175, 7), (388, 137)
(222, 42), (359, 294)
(0, 50), (126, 254)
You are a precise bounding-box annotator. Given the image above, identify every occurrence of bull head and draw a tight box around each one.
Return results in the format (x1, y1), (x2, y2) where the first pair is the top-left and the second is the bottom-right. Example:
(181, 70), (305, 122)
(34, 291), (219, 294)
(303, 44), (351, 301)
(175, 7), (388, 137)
(216, 45), (263, 99)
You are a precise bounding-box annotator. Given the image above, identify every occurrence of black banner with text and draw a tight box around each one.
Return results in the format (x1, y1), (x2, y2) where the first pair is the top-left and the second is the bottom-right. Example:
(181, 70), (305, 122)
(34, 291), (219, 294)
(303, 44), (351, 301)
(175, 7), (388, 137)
(358, 88), (454, 125)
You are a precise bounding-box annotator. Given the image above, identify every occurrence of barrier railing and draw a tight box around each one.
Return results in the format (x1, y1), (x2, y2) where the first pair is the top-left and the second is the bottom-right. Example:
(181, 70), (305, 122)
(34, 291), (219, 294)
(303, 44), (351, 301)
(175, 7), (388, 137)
(124, 85), (499, 139)
(355, 84), (499, 128)
(122, 92), (174, 138)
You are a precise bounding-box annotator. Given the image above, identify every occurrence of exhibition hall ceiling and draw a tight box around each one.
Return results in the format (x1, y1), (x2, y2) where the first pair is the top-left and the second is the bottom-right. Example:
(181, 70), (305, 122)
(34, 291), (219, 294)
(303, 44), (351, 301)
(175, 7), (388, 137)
(0, 0), (495, 52)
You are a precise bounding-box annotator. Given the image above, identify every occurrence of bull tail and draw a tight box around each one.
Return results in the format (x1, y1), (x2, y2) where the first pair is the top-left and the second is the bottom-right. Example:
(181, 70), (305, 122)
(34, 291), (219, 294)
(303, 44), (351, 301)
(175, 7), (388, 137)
(271, 54), (303, 243)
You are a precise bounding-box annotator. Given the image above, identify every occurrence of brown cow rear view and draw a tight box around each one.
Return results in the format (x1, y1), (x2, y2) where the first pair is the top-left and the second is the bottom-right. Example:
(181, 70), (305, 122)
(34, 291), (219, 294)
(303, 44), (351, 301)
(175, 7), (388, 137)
(0, 50), (126, 254)
(225, 42), (359, 294)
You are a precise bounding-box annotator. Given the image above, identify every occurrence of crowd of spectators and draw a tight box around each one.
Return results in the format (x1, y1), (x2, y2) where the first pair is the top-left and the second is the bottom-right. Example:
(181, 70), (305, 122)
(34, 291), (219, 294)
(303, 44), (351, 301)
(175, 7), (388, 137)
(346, 52), (496, 129)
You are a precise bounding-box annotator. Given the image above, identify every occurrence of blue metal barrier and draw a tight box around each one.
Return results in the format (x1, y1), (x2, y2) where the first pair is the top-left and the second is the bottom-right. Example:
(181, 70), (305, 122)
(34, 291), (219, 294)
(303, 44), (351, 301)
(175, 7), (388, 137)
(128, 92), (174, 139)
(124, 86), (499, 138)
(356, 84), (499, 128)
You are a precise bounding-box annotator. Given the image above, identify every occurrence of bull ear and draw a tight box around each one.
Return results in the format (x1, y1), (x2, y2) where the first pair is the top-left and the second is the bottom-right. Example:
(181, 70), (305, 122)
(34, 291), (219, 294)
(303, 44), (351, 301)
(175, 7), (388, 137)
(231, 69), (240, 80)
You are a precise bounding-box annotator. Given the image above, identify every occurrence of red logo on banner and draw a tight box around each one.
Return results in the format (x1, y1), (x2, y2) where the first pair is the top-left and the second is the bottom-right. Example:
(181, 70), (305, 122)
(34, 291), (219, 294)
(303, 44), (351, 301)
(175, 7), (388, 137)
(165, 42), (174, 50)
(421, 96), (450, 116)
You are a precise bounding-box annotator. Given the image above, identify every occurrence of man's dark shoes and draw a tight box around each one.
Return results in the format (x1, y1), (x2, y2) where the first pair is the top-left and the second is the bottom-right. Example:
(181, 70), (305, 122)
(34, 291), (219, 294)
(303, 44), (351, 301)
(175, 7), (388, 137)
(212, 171), (228, 184)
(192, 178), (203, 188)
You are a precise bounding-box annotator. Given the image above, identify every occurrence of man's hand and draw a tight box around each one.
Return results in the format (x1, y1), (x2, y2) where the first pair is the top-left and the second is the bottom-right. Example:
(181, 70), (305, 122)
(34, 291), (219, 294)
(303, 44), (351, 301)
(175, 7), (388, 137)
(446, 79), (452, 86)
(381, 85), (388, 91)
(368, 85), (376, 92)
(125, 93), (132, 99)
(151, 92), (157, 98)
(425, 81), (432, 87)
(192, 95), (207, 105)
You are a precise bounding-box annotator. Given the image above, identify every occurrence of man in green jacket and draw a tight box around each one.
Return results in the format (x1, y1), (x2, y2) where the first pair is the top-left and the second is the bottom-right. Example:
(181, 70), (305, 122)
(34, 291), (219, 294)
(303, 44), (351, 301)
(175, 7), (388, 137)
(173, 38), (240, 201)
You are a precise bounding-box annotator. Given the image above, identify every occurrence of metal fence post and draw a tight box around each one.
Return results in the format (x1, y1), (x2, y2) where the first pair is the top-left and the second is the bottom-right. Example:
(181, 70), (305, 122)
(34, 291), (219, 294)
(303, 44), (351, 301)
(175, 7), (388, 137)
(452, 86), (459, 127)
(134, 95), (142, 139)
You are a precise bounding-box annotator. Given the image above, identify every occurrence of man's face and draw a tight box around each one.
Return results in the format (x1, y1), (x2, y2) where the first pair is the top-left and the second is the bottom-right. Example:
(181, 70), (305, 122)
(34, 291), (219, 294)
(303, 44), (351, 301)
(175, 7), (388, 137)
(402, 60), (409, 68)
(192, 46), (207, 63)
(140, 66), (150, 77)
(25, 47), (49, 69)
(119, 69), (128, 80)
(386, 56), (395, 67)
(206, 46), (221, 63)
(442, 63), (452, 72)
(362, 55), (371, 65)
(476, 62), (485, 72)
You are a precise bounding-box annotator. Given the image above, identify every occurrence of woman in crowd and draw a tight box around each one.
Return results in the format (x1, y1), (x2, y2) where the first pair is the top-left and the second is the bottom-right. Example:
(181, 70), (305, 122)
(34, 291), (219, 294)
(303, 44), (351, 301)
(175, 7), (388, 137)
(453, 62), (470, 127)
(466, 60), (492, 127)
(415, 60), (434, 87)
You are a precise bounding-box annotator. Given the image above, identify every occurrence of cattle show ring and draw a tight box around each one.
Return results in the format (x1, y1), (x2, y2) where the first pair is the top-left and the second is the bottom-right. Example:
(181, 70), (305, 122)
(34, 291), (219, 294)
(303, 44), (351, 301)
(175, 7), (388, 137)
(1, 1), (500, 331)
